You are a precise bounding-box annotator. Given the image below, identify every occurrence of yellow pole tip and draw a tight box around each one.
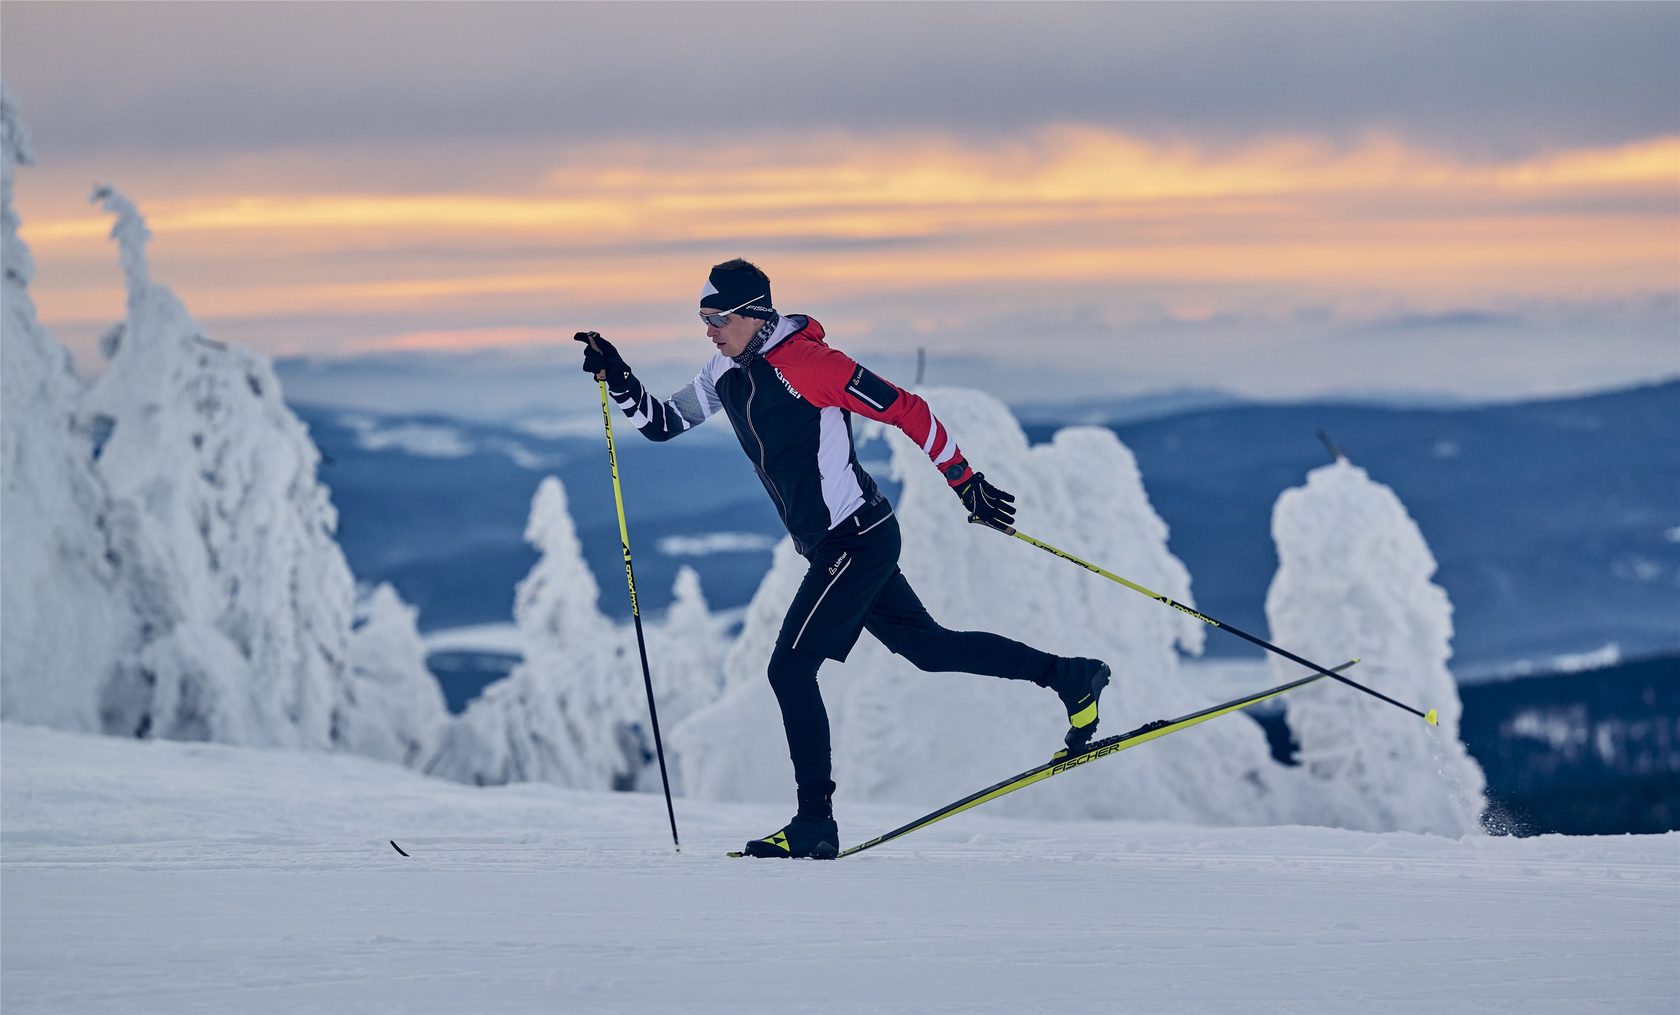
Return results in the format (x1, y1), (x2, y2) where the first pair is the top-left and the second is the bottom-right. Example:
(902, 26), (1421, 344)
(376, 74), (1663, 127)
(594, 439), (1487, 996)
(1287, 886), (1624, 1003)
(1425, 708), (1439, 726)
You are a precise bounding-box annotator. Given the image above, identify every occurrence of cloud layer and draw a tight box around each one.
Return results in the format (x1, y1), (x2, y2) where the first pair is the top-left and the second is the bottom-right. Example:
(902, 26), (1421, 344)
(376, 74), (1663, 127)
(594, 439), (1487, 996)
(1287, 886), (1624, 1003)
(4, 2), (1675, 401)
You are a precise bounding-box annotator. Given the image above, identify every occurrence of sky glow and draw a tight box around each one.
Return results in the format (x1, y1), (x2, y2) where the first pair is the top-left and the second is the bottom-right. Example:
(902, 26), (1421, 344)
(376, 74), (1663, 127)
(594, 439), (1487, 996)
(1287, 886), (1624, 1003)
(4, 2), (1676, 400)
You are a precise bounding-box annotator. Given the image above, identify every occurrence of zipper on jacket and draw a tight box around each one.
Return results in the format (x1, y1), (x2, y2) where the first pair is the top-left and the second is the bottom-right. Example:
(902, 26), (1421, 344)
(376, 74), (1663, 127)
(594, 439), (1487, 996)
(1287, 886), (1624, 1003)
(745, 364), (793, 528)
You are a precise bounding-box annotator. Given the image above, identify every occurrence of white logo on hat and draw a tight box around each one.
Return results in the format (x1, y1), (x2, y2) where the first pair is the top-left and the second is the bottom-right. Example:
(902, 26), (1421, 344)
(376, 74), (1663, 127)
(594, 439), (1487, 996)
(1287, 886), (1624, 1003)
(700, 280), (720, 303)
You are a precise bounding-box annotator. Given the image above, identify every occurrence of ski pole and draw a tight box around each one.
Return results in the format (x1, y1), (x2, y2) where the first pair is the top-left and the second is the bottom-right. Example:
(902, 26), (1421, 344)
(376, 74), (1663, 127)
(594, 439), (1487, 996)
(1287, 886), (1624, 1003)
(582, 334), (681, 851)
(995, 526), (1438, 726)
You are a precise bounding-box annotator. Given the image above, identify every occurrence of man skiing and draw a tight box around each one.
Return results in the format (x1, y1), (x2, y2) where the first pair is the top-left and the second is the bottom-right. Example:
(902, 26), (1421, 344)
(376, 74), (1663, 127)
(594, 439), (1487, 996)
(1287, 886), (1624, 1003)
(577, 258), (1110, 859)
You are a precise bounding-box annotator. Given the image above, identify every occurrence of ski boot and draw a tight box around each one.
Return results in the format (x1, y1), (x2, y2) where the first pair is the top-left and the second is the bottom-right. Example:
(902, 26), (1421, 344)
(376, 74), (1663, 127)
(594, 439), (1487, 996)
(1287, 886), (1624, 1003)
(1050, 657), (1111, 753)
(742, 781), (839, 860)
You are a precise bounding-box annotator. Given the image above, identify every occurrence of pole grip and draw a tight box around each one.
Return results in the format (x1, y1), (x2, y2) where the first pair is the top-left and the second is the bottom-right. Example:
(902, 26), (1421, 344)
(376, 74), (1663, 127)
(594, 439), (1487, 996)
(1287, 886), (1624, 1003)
(575, 329), (607, 381)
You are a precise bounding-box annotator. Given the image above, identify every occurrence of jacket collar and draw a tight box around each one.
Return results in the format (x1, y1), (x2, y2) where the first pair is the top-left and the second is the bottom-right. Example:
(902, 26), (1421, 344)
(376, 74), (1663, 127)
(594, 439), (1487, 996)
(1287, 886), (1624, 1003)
(760, 314), (818, 356)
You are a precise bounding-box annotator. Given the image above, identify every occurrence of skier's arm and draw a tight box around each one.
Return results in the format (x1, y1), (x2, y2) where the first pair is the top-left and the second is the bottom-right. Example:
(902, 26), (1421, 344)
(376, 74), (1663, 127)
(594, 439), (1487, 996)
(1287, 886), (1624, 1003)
(577, 332), (722, 443)
(776, 342), (1018, 529)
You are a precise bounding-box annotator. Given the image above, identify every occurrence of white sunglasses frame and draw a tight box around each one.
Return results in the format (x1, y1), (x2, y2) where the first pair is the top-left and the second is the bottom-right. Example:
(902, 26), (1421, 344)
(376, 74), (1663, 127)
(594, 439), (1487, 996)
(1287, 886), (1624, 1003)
(698, 293), (768, 327)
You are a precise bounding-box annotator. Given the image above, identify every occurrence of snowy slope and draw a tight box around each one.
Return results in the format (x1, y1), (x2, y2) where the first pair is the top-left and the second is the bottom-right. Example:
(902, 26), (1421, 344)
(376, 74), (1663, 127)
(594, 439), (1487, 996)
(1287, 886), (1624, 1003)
(3, 722), (1675, 1015)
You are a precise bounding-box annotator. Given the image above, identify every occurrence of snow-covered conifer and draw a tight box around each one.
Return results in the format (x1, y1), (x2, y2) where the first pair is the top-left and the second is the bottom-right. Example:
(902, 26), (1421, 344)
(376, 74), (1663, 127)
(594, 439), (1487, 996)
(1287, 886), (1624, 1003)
(0, 85), (135, 731)
(1266, 459), (1487, 834)
(339, 584), (449, 765)
(427, 476), (647, 788)
(76, 185), (441, 759)
(78, 185), (352, 746)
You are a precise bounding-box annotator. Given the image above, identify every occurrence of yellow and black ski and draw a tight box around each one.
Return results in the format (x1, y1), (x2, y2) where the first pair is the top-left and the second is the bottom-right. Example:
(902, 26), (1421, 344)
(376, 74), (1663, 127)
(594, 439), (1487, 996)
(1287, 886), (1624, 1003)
(829, 658), (1361, 859)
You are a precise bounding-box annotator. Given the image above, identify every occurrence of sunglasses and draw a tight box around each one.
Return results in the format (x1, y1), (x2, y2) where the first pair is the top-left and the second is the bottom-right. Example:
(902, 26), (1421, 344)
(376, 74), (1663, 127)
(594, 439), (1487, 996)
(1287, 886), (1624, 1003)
(699, 293), (767, 328)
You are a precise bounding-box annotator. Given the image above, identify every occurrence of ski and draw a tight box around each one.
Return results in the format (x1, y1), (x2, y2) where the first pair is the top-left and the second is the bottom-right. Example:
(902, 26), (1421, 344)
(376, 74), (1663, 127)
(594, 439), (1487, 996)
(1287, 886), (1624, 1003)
(825, 657), (1361, 859)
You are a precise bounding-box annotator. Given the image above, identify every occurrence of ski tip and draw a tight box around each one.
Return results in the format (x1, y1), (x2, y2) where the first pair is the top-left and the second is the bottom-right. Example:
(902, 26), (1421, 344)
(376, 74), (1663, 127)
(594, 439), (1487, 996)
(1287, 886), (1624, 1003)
(1425, 708), (1439, 727)
(389, 840), (409, 857)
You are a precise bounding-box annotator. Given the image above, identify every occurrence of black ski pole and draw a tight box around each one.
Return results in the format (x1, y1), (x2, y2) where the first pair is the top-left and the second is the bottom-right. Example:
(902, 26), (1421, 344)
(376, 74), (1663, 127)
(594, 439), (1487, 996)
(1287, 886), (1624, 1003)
(582, 334), (681, 851)
(996, 526), (1438, 725)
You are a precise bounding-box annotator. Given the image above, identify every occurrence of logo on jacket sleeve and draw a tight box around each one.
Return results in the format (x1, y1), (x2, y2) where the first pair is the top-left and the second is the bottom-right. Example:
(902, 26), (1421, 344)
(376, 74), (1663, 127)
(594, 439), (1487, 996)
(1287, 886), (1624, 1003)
(845, 366), (899, 412)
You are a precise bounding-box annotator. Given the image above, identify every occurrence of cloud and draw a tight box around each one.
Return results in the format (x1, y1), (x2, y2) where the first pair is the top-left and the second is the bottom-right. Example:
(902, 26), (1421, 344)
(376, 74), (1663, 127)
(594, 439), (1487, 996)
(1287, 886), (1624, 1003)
(1377, 310), (1526, 332)
(5, 3), (1676, 161)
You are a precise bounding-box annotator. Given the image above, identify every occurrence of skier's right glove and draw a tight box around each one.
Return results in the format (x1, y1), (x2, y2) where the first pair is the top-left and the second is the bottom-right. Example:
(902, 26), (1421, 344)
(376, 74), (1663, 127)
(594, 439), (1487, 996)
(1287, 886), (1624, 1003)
(956, 472), (1017, 532)
(575, 331), (631, 387)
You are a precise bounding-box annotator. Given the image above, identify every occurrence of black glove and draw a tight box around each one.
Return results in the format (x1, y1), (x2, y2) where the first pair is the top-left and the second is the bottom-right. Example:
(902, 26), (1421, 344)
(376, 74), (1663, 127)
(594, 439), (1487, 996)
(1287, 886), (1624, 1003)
(575, 331), (631, 386)
(956, 472), (1017, 532)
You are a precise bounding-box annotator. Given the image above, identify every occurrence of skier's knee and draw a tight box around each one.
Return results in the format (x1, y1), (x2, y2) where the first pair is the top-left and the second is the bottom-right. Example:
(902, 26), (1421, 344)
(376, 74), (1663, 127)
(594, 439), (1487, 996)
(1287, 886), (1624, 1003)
(767, 641), (824, 692)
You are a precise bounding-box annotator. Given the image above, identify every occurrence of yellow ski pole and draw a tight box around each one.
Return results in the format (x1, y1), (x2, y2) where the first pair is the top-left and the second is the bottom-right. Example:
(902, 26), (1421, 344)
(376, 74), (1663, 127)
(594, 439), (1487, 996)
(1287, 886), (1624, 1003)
(992, 524), (1437, 725)
(581, 332), (681, 851)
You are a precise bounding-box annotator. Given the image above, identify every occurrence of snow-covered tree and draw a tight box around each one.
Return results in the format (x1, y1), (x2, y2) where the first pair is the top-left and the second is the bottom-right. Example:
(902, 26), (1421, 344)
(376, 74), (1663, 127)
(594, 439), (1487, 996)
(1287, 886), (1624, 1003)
(674, 389), (1316, 824)
(339, 584), (449, 766)
(1, 85), (136, 731)
(645, 566), (725, 725)
(427, 477), (731, 790)
(427, 476), (642, 787)
(74, 185), (442, 757)
(78, 185), (350, 746)
(1266, 459), (1487, 835)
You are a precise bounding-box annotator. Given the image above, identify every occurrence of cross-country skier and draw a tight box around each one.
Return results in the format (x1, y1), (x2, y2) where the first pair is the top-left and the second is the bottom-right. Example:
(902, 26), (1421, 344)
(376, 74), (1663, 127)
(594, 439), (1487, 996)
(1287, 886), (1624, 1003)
(578, 258), (1110, 859)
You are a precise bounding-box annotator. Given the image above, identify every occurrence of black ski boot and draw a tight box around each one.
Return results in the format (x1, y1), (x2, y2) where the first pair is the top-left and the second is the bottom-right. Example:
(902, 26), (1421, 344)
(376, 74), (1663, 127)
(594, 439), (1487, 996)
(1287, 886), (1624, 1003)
(743, 781), (839, 860)
(1050, 657), (1111, 753)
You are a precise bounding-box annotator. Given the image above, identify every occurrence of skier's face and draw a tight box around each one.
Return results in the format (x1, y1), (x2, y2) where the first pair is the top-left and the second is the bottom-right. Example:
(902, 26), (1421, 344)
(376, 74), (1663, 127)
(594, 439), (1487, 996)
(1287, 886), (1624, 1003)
(704, 309), (760, 358)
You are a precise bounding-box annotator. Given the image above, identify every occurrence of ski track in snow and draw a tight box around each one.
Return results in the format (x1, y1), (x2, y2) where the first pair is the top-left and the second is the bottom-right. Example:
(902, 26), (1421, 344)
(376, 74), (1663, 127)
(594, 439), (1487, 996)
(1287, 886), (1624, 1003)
(3, 723), (1677, 1015)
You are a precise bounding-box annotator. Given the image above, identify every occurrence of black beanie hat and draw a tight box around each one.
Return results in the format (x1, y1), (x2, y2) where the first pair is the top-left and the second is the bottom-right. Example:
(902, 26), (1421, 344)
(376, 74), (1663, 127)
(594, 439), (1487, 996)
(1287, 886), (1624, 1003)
(700, 259), (775, 319)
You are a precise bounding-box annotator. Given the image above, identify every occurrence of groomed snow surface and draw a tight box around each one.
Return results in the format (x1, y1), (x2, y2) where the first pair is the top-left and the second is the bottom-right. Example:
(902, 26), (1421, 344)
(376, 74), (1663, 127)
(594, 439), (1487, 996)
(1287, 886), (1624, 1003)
(4, 723), (1675, 1015)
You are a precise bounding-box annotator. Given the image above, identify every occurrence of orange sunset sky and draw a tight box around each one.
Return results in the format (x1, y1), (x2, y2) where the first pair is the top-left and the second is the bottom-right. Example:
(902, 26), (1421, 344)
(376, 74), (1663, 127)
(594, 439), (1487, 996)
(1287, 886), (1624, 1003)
(4, 2), (1677, 404)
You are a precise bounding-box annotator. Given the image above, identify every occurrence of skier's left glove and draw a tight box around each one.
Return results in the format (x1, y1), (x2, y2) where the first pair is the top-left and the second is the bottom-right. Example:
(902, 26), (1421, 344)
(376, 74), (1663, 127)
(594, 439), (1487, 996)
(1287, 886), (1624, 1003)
(956, 472), (1017, 532)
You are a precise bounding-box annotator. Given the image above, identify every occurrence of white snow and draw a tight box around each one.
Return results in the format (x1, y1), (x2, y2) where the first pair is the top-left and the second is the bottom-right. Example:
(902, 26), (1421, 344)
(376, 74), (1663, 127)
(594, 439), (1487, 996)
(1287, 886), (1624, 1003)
(2, 101), (443, 766)
(3, 721), (1676, 1015)
(425, 478), (729, 790)
(1550, 643), (1624, 673)
(1267, 460), (1487, 835)
(343, 416), (475, 458)
(339, 584), (450, 766)
(1, 86), (136, 732)
(656, 532), (780, 556)
(424, 624), (525, 655)
(74, 184), (444, 753)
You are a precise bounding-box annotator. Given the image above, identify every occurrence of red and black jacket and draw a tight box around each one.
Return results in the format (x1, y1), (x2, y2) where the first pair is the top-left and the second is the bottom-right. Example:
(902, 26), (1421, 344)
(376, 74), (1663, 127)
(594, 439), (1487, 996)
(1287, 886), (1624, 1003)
(608, 315), (976, 556)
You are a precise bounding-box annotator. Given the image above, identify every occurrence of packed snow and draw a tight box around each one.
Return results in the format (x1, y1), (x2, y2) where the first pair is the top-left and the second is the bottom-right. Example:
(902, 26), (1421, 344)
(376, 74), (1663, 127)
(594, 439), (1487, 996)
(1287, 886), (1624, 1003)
(3, 723), (1676, 1015)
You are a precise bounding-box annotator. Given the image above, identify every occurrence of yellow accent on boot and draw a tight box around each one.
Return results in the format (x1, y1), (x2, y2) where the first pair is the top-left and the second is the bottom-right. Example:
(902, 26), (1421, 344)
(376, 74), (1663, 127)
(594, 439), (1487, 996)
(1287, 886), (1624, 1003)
(1069, 700), (1098, 729)
(759, 830), (791, 854)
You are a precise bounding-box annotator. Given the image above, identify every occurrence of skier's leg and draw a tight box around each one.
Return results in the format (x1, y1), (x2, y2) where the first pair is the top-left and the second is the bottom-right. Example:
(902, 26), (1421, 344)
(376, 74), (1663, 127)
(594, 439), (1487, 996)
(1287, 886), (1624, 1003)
(862, 568), (1056, 683)
(744, 507), (900, 858)
(864, 569), (1112, 751)
(764, 639), (832, 792)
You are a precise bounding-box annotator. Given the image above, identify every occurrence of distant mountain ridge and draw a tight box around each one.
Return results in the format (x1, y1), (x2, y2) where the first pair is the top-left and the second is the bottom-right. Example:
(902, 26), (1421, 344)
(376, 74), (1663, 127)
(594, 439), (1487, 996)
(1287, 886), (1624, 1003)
(296, 378), (1680, 677)
(1078, 379), (1680, 674)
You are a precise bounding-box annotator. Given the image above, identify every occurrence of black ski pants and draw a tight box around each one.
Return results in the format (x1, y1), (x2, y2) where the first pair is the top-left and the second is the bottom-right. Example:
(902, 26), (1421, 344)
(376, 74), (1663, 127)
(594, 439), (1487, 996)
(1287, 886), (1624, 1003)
(768, 500), (1059, 793)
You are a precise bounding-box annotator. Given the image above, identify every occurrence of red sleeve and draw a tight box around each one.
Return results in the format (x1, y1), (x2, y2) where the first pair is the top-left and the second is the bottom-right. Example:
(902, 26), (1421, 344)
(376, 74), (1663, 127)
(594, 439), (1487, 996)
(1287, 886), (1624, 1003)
(770, 340), (976, 488)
